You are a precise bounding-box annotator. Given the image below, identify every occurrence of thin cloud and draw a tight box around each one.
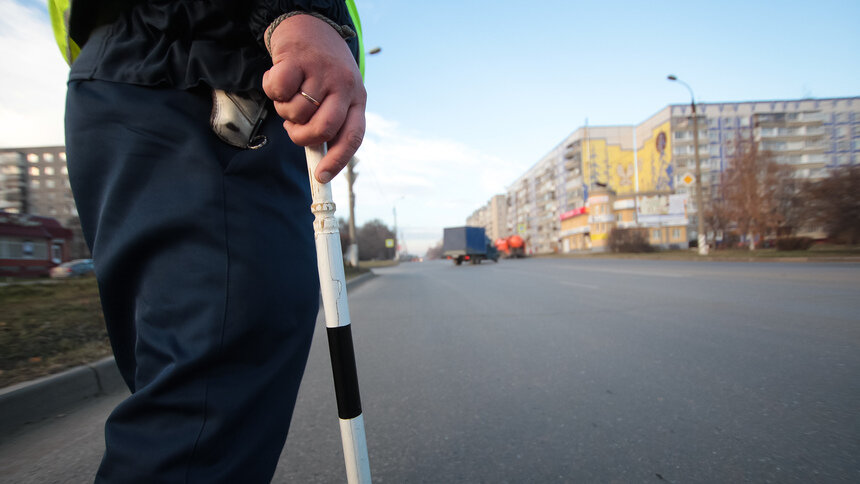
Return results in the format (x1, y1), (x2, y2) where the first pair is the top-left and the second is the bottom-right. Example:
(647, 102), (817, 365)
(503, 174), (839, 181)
(331, 112), (522, 254)
(0, 0), (69, 147)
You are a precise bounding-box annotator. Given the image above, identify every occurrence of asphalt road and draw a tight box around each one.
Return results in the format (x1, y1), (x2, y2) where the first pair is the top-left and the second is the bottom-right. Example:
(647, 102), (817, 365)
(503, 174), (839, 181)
(2, 258), (859, 483)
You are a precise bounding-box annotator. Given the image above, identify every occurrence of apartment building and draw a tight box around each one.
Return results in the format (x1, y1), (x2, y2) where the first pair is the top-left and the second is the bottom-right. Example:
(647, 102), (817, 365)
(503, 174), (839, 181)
(481, 96), (859, 254)
(1, 146), (88, 258)
(466, 194), (507, 242)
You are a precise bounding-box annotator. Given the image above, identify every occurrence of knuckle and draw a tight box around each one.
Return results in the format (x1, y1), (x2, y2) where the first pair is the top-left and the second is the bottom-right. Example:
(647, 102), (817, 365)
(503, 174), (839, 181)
(317, 119), (340, 141)
(344, 130), (364, 151)
(332, 155), (350, 171)
(355, 80), (367, 99)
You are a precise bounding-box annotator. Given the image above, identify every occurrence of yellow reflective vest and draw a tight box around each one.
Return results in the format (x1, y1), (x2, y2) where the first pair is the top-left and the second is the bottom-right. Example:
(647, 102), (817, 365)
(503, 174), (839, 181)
(48, 0), (80, 66)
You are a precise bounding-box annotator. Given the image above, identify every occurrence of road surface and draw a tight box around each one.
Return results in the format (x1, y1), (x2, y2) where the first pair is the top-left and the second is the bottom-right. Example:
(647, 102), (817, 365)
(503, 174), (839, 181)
(2, 258), (858, 483)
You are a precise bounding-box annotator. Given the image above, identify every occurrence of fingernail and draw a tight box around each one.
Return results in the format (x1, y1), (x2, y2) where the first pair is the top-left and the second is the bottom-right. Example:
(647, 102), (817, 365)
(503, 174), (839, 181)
(318, 171), (332, 184)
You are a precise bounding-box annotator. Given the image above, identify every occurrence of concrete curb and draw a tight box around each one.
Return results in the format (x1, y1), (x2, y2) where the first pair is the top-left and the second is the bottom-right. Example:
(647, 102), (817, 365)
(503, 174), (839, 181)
(542, 254), (860, 263)
(0, 357), (124, 436)
(343, 270), (376, 292)
(0, 272), (378, 435)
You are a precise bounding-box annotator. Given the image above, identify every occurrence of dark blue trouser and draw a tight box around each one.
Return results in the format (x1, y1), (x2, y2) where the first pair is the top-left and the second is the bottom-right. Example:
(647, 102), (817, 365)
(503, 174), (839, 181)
(65, 80), (320, 483)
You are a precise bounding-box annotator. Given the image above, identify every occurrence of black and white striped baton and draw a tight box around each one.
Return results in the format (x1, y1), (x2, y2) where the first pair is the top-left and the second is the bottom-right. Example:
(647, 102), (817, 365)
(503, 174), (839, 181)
(305, 144), (372, 484)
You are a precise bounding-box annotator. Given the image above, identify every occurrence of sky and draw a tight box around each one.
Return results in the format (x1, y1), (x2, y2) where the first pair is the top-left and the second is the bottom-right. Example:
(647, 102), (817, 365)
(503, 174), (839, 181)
(2, 0), (859, 255)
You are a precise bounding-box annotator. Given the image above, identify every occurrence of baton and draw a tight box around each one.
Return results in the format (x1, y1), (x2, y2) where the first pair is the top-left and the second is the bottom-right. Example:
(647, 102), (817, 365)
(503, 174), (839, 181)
(305, 144), (372, 484)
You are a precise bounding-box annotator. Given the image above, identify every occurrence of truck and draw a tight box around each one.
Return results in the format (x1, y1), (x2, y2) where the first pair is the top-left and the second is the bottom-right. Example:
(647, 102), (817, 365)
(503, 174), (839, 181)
(443, 226), (499, 265)
(494, 235), (526, 258)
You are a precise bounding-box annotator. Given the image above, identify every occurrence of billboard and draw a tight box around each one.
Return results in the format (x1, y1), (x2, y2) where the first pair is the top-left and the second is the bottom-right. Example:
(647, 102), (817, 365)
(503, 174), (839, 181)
(637, 193), (688, 226)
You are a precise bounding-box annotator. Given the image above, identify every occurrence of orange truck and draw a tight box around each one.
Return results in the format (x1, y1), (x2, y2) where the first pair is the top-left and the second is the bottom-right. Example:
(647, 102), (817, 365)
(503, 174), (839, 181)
(495, 235), (526, 258)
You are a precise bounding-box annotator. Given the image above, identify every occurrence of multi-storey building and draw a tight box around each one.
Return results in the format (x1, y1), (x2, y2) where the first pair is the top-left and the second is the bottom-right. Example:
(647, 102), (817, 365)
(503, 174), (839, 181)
(0, 146), (88, 259)
(466, 194), (507, 242)
(479, 96), (859, 254)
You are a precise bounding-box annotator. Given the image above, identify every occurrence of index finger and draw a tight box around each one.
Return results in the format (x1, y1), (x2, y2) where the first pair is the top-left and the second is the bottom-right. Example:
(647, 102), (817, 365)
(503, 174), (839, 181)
(314, 104), (365, 183)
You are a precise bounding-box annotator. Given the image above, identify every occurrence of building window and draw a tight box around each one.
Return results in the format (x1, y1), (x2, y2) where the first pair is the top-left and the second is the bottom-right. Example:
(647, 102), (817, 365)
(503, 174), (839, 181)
(673, 228), (681, 239)
(30, 180), (40, 188)
(27, 153), (39, 163)
(43, 153), (54, 162)
(652, 230), (661, 241)
(29, 167), (39, 176)
(3, 164), (21, 175)
(59, 152), (67, 161)
(44, 166), (55, 176)
(46, 179), (56, 188)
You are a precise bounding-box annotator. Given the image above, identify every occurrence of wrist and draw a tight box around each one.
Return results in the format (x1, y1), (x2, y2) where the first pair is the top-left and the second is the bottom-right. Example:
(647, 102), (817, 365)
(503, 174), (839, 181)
(265, 11), (356, 57)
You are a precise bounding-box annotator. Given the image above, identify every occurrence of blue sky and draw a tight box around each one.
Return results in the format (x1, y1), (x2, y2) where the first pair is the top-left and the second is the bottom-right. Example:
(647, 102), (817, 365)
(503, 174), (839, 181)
(2, 0), (859, 254)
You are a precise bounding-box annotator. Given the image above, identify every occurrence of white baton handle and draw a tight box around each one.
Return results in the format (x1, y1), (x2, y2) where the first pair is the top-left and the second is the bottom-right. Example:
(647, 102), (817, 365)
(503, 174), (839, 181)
(305, 144), (372, 484)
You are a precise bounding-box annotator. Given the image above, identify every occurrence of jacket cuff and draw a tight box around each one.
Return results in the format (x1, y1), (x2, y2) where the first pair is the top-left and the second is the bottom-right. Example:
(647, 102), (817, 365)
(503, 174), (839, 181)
(264, 11), (356, 57)
(249, 1), (352, 50)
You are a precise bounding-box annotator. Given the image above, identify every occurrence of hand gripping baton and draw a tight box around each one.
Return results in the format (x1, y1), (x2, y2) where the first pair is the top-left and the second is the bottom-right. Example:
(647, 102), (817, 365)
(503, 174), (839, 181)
(305, 144), (372, 484)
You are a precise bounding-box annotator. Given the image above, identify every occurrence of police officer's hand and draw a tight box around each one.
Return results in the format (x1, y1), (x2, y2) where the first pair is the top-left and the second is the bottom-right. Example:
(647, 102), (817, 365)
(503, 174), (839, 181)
(263, 14), (366, 183)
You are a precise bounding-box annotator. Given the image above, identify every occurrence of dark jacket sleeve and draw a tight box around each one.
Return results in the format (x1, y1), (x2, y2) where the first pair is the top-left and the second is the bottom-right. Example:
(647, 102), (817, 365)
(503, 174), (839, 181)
(248, 1), (353, 45)
(248, 0), (359, 63)
(69, 0), (143, 45)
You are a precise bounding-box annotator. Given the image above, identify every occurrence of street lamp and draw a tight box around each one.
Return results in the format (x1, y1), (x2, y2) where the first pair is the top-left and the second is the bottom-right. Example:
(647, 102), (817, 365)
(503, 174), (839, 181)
(343, 47), (382, 268)
(345, 157), (359, 267)
(667, 74), (709, 255)
(392, 196), (405, 261)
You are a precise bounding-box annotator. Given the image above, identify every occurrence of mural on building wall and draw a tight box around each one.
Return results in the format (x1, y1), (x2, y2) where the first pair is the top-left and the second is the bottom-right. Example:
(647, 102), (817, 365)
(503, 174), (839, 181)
(581, 136), (636, 195)
(636, 120), (674, 192)
(576, 122), (677, 199)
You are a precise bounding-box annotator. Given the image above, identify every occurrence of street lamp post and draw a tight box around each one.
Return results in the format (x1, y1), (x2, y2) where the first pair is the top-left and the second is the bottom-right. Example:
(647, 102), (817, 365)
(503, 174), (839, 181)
(667, 75), (709, 255)
(345, 157), (359, 267)
(392, 196), (405, 261)
(344, 47), (382, 268)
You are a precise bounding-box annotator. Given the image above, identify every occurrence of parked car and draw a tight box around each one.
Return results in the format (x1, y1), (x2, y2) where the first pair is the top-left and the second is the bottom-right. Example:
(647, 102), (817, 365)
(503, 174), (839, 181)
(50, 259), (95, 278)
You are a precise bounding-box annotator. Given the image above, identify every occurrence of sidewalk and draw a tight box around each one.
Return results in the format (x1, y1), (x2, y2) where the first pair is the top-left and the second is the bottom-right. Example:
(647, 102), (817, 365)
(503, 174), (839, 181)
(0, 271), (376, 436)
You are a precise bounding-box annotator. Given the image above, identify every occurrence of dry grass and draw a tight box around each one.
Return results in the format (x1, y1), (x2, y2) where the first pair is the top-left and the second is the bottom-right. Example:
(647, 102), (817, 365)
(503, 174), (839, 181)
(0, 277), (110, 389)
(0, 265), (377, 389)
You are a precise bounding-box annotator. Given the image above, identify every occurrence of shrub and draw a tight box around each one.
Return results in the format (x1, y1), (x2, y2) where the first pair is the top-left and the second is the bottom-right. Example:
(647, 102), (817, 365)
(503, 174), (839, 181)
(608, 228), (655, 253)
(775, 237), (814, 251)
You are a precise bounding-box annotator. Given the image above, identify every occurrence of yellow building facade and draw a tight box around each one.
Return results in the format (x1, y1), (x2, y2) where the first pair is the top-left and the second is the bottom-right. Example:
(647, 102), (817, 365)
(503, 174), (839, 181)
(560, 186), (689, 253)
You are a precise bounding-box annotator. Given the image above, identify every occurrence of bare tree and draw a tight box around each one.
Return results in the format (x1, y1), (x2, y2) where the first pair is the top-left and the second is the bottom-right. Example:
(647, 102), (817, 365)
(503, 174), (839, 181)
(703, 193), (733, 247)
(771, 175), (806, 237)
(800, 166), (860, 244)
(425, 240), (444, 260)
(356, 219), (395, 260)
(718, 136), (791, 250)
(338, 217), (351, 255)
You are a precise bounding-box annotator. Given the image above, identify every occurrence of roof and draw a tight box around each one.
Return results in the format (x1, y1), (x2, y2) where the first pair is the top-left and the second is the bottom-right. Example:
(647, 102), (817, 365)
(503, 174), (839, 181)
(0, 211), (73, 240)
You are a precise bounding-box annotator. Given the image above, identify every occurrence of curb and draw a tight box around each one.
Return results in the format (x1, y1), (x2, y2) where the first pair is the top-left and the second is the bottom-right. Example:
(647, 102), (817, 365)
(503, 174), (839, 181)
(343, 270), (376, 292)
(0, 357), (125, 436)
(0, 272), (378, 435)
(542, 254), (860, 263)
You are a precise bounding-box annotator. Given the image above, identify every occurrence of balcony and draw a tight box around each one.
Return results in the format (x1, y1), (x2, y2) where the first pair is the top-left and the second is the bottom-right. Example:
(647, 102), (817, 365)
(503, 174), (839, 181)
(756, 126), (826, 142)
(755, 111), (824, 127)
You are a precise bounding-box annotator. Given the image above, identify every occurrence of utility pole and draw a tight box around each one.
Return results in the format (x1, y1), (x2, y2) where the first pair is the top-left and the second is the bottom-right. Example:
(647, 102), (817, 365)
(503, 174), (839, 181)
(345, 157), (359, 267)
(392, 205), (398, 261)
(392, 196), (404, 261)
(668, 75), (709, 255)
